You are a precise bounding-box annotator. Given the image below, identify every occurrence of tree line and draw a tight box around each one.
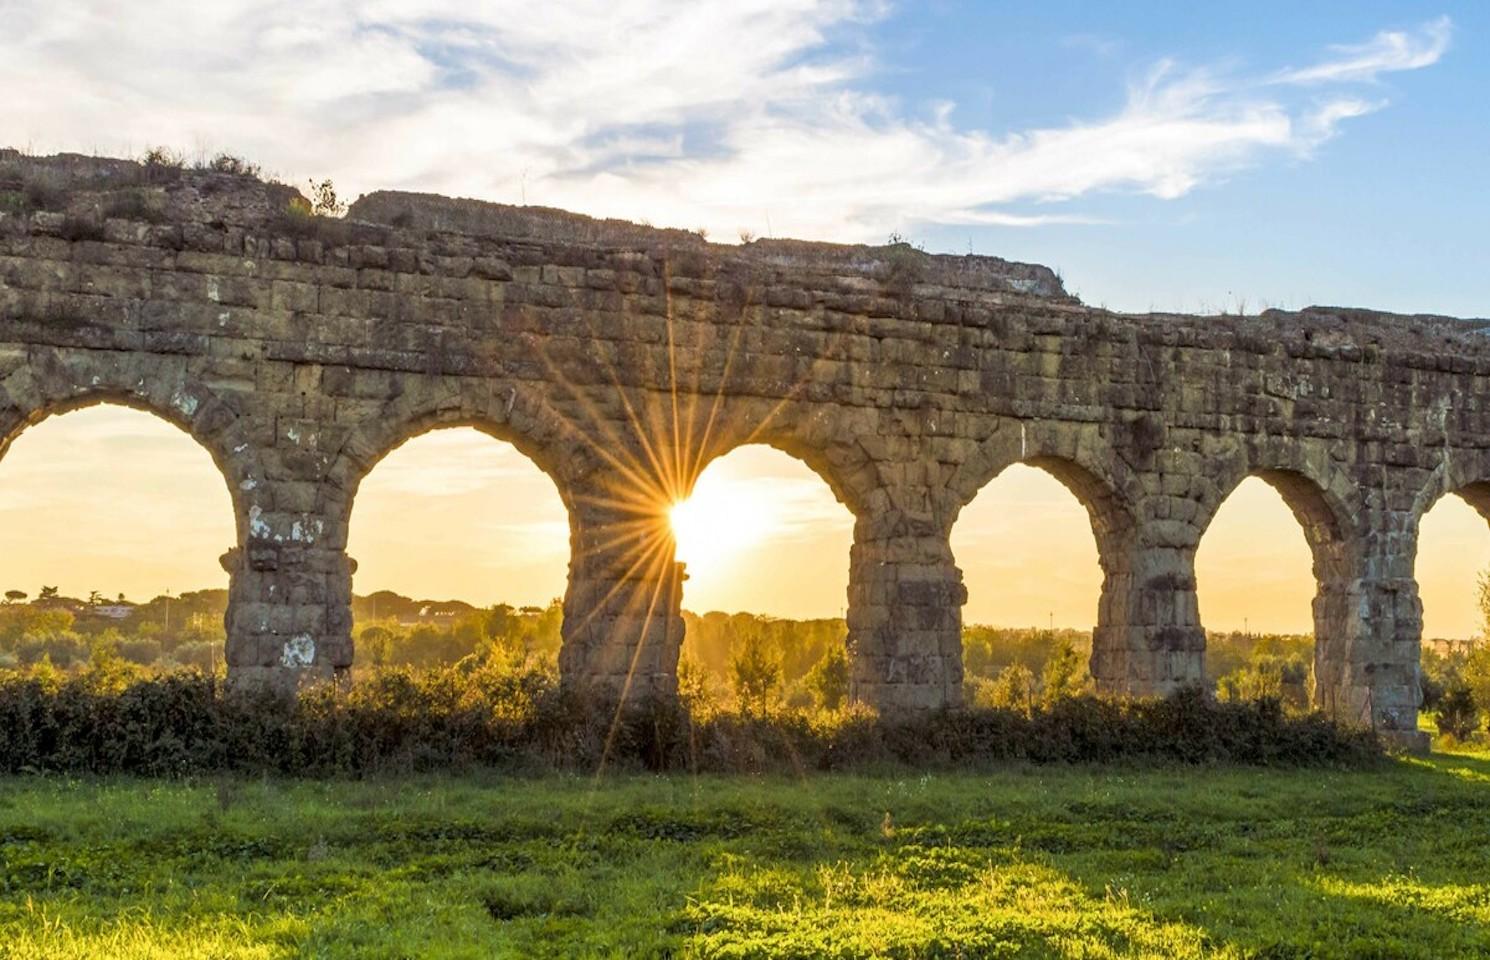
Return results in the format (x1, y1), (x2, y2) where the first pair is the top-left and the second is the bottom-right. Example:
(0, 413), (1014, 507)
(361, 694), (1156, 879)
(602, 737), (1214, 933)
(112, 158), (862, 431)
(5, 579), (1487, 741)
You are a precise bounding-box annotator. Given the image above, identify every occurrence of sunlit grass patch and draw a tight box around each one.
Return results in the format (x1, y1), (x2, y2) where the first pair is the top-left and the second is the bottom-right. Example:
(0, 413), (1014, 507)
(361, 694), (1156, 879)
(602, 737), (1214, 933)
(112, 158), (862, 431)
(1, 753), (1488, 958)
(2, 904), (294, 960)
(683, 859), (1218, 959)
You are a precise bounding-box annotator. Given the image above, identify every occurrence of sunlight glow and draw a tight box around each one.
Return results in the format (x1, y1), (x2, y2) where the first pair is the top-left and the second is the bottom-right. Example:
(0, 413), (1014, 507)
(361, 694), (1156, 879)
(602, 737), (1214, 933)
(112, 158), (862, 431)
(347, 428), (569, 607)
(952, 464), (1103, 629)
(1416, 493), (1490, 640)
(669, 487), (776, 581)
(1195, 477), (1314, 634)
(669, 446), (851, 618)
(0, 405), (234, 599)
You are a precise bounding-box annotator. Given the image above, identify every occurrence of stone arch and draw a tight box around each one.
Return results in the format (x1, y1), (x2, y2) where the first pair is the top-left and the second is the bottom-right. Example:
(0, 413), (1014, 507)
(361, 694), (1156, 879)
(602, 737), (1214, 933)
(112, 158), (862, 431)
(316, 377), (622, 681)
(681, 399), (879, 521)
(1405, 458), (1490, 646)
(320, 378), (603, 548)
(1408, 454), (1490, 537)
(948, 419), (1138, 593)
(1196, 445), (1363, 710)
(1197, 455), (1359, 607)
(0, 348), (257, 544)
(947, 420), (1140, 694)
(679, 438), (864, 614)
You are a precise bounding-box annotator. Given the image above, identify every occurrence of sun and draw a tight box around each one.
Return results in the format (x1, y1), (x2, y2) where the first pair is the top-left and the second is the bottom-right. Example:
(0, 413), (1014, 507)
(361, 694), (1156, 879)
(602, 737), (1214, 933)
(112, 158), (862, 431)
(669, 474), (779, 579)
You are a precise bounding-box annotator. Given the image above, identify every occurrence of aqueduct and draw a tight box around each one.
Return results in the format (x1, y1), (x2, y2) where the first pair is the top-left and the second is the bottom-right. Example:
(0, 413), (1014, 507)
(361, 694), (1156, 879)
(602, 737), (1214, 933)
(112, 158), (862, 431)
(3, 150), (1486, 745)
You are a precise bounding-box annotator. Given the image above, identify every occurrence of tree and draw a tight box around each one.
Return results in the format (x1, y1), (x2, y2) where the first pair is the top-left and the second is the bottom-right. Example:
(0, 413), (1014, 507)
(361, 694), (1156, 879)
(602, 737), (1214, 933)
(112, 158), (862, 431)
(38, 586), (59, 601)
(1436, 686), (1481, 740)
(677, 653), (712, 709)
(4, 590), (24, 604)
(357, 625), (394, 667)
(87, 590), (102, 606)
(1462, 642), (1490, 719)
(806, 644), (850, 711)
(985, 664), (1037, 715)
(731, 633), (782, 714)
(1039, 636), (1087, 705)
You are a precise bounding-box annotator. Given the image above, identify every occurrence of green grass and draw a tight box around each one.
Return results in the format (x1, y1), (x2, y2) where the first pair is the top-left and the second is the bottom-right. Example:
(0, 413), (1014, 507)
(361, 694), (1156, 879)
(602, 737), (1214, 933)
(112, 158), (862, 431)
(2, 753), (1489, 958)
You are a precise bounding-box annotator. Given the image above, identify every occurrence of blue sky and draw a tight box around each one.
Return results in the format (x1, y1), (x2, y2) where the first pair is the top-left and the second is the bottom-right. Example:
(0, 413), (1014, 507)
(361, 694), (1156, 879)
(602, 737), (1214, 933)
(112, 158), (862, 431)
(2, 1), (1481, 315)
(869, 3), (1487, 315)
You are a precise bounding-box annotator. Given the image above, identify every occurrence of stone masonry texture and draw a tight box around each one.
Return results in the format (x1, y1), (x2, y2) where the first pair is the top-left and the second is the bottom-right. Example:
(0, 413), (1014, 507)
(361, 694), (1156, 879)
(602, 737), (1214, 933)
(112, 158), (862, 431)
(3, 149), (1485, 744)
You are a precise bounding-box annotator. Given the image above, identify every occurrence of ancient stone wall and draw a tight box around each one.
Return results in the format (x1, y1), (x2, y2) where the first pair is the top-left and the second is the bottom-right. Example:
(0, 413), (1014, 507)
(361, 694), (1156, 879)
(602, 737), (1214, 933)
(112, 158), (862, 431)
(5, 150), (1488, 745)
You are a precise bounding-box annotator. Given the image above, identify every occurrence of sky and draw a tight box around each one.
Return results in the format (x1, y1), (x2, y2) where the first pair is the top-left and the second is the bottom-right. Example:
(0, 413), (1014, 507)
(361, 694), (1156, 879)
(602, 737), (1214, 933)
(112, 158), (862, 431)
(1, 3), (1488, 636)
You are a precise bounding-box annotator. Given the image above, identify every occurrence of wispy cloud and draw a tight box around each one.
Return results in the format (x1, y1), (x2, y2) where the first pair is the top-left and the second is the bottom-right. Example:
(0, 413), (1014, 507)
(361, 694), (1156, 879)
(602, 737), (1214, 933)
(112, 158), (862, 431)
(1272, 16), (1452, 85)
(0, 4), (1450, 241)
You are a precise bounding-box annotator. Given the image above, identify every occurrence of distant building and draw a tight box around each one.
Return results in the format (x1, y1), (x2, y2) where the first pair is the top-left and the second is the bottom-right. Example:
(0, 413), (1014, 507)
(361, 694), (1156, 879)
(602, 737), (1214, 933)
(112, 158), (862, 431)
(1424, 637), (1480, 658)
(396, 606), (460, 627)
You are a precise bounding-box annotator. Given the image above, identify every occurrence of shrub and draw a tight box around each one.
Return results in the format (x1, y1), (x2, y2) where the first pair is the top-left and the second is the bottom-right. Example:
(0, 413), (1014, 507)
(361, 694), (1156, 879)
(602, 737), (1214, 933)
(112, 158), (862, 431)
(306, 177), (345, 217)
(1218, 655), (1309, 707)
(205, 153), (261, 178)
(20, 176), (67, 212)
(103, 189), (167, 223)
(879, 234), (925, 297)
(981, 664), (1036, 715)
(141, 147), (184, 184)
(58, 214), (106, 242)
(0, 662), (1383, 778)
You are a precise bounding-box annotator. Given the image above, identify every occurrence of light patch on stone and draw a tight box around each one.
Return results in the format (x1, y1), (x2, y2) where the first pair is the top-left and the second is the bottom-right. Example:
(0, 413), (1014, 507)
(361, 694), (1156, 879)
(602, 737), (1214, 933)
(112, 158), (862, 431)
(290, 517), (324, 543)
(249, 504), (272, 538)
(281, 634), (315, 668)
(171, 391), (199, 417)
(240, 477), (257, 491)
(206, 277), (221, 302)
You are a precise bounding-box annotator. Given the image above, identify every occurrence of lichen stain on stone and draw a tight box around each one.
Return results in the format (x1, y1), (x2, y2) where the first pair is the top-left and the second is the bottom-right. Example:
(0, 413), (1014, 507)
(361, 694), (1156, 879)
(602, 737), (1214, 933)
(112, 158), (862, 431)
(281, 634), (315, 668)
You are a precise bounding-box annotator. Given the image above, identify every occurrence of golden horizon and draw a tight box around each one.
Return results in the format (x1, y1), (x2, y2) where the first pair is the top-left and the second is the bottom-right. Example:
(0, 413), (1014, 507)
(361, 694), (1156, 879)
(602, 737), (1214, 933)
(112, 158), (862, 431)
(0, 406), (1485, 640)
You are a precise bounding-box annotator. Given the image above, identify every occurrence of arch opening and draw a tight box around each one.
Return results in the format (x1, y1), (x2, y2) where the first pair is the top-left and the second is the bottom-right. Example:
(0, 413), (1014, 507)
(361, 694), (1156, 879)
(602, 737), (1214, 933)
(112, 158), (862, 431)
(669, 444), (854, 710)
(346, 426), (569, 672)
(1414, 485), (1490, 735)
(1195, 472), (1344, 705)
(950, 461), (1112, 708)
(0, 403), (236, 673)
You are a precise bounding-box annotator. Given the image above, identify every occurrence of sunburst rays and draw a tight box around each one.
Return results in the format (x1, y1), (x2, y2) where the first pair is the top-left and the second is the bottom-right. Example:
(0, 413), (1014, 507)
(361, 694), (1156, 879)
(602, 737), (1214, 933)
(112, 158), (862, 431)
(517, 248), (865, 780)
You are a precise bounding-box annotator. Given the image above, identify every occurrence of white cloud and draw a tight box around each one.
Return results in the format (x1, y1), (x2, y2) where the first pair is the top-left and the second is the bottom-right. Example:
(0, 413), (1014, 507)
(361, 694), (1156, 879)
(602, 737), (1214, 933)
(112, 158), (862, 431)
(1272, 16), (1452, 85)
(0, 3), (1451, 241)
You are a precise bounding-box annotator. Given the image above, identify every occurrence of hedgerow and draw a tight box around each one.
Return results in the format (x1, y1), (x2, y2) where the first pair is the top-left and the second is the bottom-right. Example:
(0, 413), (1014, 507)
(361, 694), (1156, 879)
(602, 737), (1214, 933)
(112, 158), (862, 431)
(0, 662), (1380, 777)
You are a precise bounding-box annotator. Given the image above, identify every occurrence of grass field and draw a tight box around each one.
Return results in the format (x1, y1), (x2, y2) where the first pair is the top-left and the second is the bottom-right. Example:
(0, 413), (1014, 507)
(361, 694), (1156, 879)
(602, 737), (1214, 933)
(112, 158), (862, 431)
(1, 750), (1488, 959)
